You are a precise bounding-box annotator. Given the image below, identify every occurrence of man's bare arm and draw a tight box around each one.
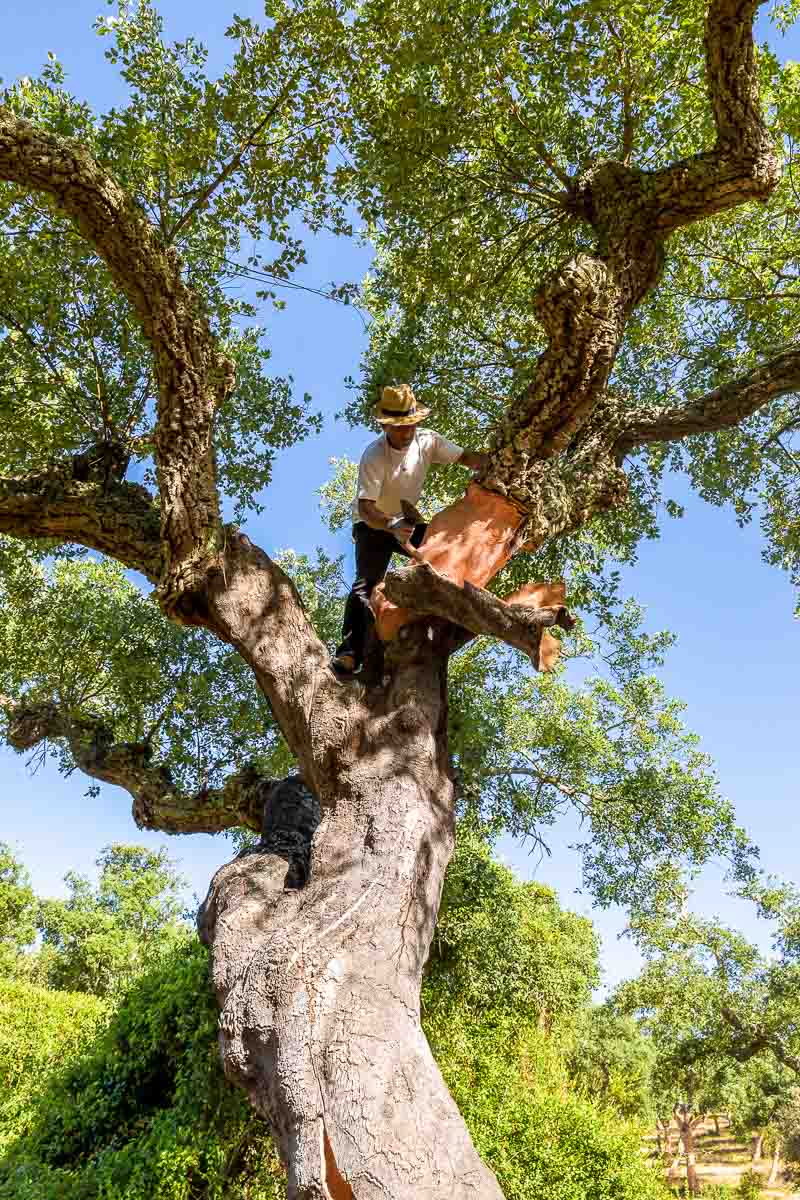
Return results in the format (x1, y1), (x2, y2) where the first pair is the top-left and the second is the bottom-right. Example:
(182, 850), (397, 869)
(358, 499), (412, 536)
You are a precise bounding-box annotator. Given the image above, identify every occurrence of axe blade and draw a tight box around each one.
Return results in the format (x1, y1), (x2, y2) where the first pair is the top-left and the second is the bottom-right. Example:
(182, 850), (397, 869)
(400, 499), (426, 526)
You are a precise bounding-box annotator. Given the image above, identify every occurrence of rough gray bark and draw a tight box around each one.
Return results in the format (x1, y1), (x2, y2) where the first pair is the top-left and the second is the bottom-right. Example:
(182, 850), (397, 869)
(0, 450), (162, 582)
(614, 347), (800, 456)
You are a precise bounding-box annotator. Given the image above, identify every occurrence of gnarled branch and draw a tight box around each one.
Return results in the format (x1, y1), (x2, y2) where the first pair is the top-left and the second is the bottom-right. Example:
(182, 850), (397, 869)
(2, 697), (270, 834)
(383, 561), (574, 670)
(0, 450), (163, 581)
(652, 0), (779, 233)
(614, 346), (800, 457)
(0, 108), (234, 606)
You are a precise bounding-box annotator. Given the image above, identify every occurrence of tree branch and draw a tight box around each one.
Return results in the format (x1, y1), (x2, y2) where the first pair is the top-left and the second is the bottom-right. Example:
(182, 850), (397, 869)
(614, 346), (800, 456)
(0, 108), (235, 608)
(1, 697), (269, 834)
(0, 445), (163, 581)
(383, 561), (574, 671)
(166, 72), (302, 245)
(720, 1004), (800, 1077)
(194, 531), (347, 794)
(651, 0), (779, 233)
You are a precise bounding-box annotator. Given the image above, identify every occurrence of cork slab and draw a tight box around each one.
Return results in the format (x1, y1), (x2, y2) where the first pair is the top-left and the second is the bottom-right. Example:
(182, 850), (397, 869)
(373, 484), (525, 642)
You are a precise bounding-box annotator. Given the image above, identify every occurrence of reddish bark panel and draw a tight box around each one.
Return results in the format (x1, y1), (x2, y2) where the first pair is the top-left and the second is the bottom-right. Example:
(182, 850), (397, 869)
(373, 484), (525, 641)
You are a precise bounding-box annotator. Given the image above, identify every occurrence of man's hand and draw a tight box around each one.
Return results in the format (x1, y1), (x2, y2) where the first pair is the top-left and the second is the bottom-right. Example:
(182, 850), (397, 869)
(459, 450), (488, 473)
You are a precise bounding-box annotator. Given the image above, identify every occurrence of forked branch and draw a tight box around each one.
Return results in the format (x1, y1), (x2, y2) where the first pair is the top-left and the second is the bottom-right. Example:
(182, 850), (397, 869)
(652, 0), (779, 232)
(383, 561), (575, 670)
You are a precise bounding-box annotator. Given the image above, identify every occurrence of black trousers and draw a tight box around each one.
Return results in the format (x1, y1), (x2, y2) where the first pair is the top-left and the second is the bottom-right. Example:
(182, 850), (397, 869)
(337, 520), (427, 666)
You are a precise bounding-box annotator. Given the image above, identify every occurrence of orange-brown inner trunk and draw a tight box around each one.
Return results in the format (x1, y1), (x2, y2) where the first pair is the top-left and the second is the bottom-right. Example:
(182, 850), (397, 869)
(372, 483), (565, 669)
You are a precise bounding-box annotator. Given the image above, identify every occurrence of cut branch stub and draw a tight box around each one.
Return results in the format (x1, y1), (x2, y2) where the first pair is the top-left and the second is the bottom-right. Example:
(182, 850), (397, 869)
(383, 561), (573, 671)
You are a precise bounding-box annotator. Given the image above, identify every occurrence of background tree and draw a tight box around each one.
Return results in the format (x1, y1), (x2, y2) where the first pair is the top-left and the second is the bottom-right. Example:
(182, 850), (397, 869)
(567, 1005), (656, 1125)
(0, 0), (795, 1195)
(36, 843), (187, 996)
(0, 842), (36, 976)
(0, 838), (666, 1200)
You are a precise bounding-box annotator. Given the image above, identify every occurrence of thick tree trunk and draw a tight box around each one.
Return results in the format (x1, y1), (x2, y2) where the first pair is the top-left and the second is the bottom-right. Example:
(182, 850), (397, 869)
(767, 1142), (781, 1185)
(684, 1125), (702, 1196)
(751, 1133), (764, 1162)
(713, 1114), (721, 1137)
(198, 632), (504, 1200)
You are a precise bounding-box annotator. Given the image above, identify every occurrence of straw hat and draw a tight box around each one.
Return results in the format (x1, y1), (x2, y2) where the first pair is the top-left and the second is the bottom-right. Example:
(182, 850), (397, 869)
(374, 384), (430, 426)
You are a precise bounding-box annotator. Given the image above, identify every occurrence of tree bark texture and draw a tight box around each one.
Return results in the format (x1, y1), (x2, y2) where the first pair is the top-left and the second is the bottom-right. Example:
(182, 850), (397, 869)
(0, 453), (162, 582)
(767, 1142), (782, 1185)
(0, 107), (232, 612)
(751, 1132), (764, 1162)
(364, 0), (779, 651)
(197, 629), (504, 1199)
(474, 0), (778, 512)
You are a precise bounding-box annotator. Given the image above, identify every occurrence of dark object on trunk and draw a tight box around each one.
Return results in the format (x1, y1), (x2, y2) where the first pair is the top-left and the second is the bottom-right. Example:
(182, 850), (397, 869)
(260, 776), (321, 889)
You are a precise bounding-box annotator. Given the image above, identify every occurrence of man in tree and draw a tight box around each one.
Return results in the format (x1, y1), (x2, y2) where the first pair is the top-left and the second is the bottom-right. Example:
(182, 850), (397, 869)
(333, 383), (486, 674)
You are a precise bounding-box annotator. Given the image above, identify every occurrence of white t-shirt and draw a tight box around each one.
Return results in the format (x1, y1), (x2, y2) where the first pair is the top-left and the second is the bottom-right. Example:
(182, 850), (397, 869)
(352, 428), (464, 524)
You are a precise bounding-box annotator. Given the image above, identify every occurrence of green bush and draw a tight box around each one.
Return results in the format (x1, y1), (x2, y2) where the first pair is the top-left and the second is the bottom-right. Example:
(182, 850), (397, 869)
(0, 978), (107, 1152)
(427, 1009), (669, 1200)
(736, 1170), (763, 1199)
(1, 941), (671, 1200)
(0, 941), (283, 1200)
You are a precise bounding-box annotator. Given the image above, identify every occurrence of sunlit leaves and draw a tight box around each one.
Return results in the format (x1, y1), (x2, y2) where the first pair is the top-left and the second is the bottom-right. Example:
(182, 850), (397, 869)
(0, 844), (37, 976)
(38, 843), (188, 997)
(0, 0), (342, 512)
(425, 831), (600, 1024)
(0, 542), (282, 794)
(324, 0), (800, 608)
(449, 628), (754, 916)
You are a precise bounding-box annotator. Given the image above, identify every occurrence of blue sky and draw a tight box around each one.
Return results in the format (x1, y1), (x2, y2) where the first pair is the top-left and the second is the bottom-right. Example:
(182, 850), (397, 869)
(1, 0), (798, 991)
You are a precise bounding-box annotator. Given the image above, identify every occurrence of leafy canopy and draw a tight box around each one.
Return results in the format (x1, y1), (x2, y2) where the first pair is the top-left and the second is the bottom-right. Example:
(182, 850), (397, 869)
(0, 0), (788, 929)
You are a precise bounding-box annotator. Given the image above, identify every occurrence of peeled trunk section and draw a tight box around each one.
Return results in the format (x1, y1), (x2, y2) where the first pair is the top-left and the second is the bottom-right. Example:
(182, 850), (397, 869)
(373, 483), (524, 642)
(198, 645), (505, 1200)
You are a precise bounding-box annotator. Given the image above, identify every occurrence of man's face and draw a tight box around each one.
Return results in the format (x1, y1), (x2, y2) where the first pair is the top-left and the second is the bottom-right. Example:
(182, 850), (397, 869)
(385, 423), (416, 451)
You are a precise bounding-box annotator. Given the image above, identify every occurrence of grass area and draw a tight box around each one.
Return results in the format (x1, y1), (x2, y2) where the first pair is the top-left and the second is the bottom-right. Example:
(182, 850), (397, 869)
(649, 1117), (799, 1197)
